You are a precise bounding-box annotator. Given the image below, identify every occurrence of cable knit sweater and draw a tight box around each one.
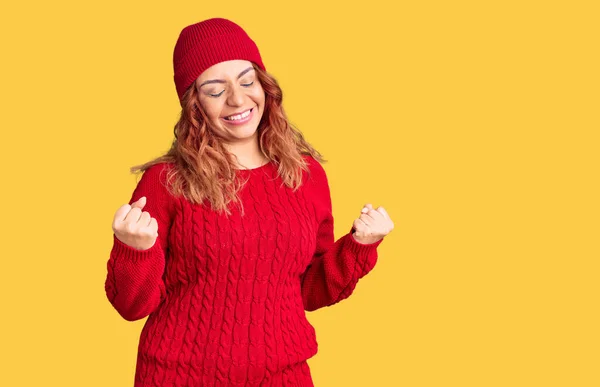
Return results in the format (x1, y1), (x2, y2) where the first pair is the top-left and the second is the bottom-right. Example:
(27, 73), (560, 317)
(105, 155), (384, 386)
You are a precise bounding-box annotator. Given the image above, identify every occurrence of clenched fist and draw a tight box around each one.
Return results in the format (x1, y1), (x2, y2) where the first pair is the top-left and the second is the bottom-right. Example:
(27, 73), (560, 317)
(352, 203), (394, 244)
(112, 196), (159, 251)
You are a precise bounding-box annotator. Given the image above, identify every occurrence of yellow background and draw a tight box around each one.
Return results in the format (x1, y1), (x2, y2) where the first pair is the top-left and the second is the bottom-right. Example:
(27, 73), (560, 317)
(1, 0), (598, 386)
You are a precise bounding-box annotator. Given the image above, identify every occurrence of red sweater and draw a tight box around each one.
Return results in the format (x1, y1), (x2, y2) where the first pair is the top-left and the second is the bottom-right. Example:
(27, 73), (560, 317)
(105, 155), (384, 386)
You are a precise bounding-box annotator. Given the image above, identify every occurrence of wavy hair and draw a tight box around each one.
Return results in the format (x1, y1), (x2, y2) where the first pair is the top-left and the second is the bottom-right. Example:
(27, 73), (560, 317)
(130, 63), (326, 217)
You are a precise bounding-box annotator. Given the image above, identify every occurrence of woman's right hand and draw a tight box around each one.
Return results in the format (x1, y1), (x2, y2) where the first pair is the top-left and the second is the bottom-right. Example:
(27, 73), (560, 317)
(112, 196), (159, 251)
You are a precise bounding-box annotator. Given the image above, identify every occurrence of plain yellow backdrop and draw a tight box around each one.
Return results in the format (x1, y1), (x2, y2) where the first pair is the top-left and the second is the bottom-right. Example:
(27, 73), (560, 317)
(0, 0), (598, 386)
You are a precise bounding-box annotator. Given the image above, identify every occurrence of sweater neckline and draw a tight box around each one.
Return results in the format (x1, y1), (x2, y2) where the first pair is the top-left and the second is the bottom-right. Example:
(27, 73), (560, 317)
(235, 160), (273, 173)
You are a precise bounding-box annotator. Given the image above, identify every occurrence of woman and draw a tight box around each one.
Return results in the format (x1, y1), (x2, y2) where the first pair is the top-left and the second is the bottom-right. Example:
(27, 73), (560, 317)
(105, 17), (394, 387)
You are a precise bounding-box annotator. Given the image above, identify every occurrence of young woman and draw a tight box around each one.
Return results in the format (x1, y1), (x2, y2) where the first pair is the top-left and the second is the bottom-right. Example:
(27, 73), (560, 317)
(105, 17), (394, 387)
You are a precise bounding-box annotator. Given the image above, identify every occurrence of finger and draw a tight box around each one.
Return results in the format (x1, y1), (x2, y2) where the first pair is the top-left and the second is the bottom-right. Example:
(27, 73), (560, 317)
(114, 203), (133, 224)
(376, 206), (390, 220)
(124, 206), (142, 223)
(353, 218), (368, 231)
(363, 206), (384, 221)
(148, 218), (159, 234)
(131, 196), (147, 209)
(138, 211), (152, 227)
(361, 203), (373, 214)
(366, 208), (383, 220)
(140, 222), (158, 239)
(359, 213), (373, 224)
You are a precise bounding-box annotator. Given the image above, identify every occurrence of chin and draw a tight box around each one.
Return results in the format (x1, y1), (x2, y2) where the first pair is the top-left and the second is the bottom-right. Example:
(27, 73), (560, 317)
(230, 125), (259, 138)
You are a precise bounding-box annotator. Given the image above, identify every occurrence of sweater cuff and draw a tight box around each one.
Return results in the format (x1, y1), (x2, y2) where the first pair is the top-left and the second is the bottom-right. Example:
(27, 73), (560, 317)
(344, 231), (384, 255)
(112, 234), (162, 263)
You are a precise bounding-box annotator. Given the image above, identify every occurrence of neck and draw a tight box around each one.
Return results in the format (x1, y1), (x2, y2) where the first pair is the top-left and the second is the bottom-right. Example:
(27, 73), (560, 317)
(224, 137), (268, 170)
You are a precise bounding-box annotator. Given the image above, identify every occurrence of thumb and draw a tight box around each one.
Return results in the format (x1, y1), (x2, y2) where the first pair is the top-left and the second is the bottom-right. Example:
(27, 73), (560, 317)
(131, 196), (147, 209)
(361, 203), (373, 213)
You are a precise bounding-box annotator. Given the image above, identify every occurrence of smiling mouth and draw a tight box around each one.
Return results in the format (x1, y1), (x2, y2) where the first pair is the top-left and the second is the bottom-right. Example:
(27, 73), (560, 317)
(223, 107), (254, 121)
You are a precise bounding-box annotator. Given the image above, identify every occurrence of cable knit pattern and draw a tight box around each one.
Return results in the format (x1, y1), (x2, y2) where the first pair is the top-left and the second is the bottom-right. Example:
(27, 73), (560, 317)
(105, 155), (384, 386)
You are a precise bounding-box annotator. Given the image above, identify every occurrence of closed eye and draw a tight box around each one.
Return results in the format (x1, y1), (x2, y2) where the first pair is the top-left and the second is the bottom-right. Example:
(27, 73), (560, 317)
(209, 81), (254, 98)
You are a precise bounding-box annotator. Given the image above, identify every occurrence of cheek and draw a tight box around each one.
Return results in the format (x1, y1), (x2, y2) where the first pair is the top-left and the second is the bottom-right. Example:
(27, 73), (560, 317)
(250, 88), (265, 106)
(200, 99), (222, 121)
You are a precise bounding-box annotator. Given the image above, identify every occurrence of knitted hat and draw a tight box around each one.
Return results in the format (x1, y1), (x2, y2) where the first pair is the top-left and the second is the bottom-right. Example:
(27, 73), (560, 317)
(173, 18), (266, 105)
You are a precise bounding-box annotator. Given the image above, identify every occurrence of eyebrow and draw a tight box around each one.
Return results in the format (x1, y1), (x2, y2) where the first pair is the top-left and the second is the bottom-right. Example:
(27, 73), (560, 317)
(198, 66), (255, 88)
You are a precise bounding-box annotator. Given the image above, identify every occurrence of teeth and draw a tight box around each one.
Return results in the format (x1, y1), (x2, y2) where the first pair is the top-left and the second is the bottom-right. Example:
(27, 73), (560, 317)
(225, 109), (251, 121)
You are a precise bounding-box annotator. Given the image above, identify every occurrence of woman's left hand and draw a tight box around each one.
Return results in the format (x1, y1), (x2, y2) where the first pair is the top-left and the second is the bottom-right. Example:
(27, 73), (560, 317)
(352, 203), (394, 244)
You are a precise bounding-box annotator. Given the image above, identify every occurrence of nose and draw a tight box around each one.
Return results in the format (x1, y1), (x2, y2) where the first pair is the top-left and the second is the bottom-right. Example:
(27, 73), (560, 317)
(226, 84), (245, 107)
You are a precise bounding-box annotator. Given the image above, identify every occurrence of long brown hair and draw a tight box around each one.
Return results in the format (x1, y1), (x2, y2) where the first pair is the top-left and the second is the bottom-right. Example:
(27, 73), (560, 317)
(130, 63), (326, 216)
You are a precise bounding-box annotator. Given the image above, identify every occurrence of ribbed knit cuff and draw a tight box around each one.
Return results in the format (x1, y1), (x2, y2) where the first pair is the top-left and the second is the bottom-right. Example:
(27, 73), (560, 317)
(112, 234), (162, 263)
(344, 230), (384, 255)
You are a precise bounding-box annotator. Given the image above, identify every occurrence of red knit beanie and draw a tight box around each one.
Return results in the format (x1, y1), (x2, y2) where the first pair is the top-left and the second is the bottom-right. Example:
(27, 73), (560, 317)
(173, 18), (266, 105)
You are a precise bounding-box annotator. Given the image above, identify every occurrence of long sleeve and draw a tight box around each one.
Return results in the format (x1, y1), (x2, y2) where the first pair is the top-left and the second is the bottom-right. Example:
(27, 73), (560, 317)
(300, 158), (384, 312)
(105, 163), (176, 321)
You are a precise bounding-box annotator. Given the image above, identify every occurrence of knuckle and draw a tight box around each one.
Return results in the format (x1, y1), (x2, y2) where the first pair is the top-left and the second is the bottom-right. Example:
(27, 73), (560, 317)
(125, 223), (136, 234)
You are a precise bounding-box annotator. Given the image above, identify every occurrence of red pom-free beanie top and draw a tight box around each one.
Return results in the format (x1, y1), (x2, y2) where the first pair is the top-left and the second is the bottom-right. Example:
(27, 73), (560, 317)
(105, 155), (383, 386)
(172, 17), (266, 105)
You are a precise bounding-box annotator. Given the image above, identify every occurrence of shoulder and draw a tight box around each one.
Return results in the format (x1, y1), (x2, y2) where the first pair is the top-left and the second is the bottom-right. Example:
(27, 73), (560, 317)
(301, 154), (331, 198)
(138, 162), (177, 189)
(302, 154), (328, 183)
(134, 162), (178, 203)
(142, 162), (175, 181)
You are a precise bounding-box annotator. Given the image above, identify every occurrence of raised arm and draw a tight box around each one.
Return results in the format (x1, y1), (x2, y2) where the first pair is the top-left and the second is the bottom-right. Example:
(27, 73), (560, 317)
(300, 158), (384, 311)
(104, 163), (176, 321)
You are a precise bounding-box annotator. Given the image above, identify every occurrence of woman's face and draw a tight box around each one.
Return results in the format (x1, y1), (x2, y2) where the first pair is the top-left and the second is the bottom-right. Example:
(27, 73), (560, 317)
(195, 60), (265, 143)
